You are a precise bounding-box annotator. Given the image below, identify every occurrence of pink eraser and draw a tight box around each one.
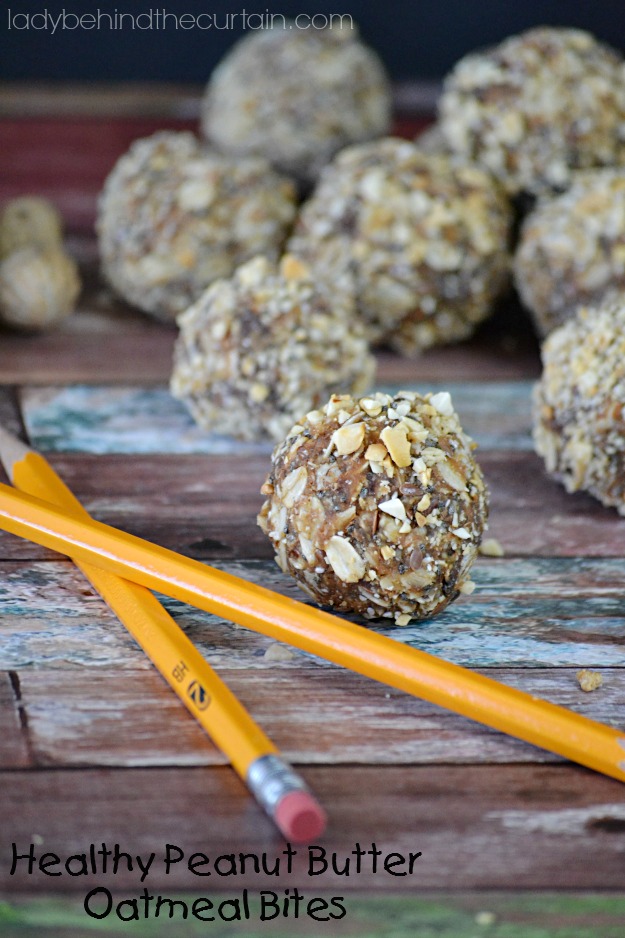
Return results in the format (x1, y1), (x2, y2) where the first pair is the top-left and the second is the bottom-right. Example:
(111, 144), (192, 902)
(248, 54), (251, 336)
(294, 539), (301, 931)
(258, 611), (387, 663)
(274, 790), (327, 843)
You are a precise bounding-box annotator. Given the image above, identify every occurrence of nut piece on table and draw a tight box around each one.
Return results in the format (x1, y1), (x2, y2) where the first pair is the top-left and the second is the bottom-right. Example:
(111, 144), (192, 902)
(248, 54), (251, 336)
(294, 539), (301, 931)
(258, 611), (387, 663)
(0, 196), (64, 259)
(576, 669), (603, 693)
(0, 245), (81, 331)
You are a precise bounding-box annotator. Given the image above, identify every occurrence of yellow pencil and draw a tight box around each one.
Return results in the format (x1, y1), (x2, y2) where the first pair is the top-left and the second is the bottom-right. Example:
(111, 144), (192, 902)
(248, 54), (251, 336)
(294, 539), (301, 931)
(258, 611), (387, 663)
(0, 462), (623, 784)
(0, 427), (326, 842)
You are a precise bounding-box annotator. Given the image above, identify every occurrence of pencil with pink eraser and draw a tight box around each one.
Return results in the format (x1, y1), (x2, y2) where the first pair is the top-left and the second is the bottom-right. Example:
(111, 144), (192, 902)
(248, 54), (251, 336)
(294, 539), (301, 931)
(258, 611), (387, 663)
(1, 435), (624, 785)
(0, 426), (325, 843)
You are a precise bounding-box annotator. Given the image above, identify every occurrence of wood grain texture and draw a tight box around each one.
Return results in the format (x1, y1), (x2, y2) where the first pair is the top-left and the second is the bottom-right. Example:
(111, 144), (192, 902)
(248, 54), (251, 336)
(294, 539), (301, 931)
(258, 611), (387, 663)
(2, 764), (625, 891)
(2, 558), (625, 672)
(19, 381), (535, 454)
(0, 315), (176, 387)
(0, 98), (423, 238)
(0, 390), (25, 472)
(486, 451), (625, 556)
(0, 673), (30, 768)
(0, 82), (204, 118)
(0, 451), (272, 561)
(0, 234), (540, 385)
(1, 90), (624, 901)
(11, 667), (624, 770)
(0, 117), (197, 232)
(0, 450), (624, 566)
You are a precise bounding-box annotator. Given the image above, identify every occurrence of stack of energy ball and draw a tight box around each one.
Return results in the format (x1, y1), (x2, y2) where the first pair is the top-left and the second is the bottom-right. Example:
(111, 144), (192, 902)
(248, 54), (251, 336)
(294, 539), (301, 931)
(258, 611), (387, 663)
(97, 21), (516, 374)
(93, 22), (625, 624)
(432, 27), (625, 523)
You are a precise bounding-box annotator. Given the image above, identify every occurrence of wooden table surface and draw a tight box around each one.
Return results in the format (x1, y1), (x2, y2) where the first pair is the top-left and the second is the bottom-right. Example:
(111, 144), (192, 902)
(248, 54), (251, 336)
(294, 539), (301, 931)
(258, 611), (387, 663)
(1, 86), (624, 935)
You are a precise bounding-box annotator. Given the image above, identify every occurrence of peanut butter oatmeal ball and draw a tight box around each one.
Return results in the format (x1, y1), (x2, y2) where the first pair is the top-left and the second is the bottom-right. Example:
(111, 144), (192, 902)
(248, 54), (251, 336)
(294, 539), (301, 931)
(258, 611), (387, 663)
(514, 170), (625, 337)
(200, 23), (391, 185)
(287, 139), (512, 352)
(97, 131), (297, 321)
(0, 196), (63, 259)
(258, 390), (488, 623)
(534, 299), (625, 514)
(439, 27), (625, 198)
(170, 254), (375, 442)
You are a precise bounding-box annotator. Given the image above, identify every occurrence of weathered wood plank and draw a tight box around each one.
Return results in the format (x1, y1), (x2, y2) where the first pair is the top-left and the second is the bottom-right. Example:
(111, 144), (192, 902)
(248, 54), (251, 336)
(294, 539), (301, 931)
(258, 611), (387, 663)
(2, 558), (625, 671)
(19, 381), (535, 454)
(2, 327), (539, 387)
(13, 667), (624, 769)
(0, 82), (204, 118)
(486, 451), (625, 556)
(0, 452), (272, 562)
(0, 389), (24, 484)
(20, 387), (271, 455)
(378, 289), (541, 382)
(0, 449), (624, 566)
(0, 307), (176, 386)
(1, 242), (539, 386)
(0, 673), (30, 768)
(2, 892), (625, 936)
(2, 764), (624, 891)
(0, 105), (420, 237)
(0, 117), (197, 232)
(0, 81), (432, 120)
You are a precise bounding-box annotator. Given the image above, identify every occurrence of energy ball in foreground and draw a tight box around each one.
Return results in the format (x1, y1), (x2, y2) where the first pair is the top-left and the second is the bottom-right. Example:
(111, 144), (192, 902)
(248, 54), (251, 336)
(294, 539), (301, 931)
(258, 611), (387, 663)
(533, 299), (625, 514)
(200, 23), (391, 186)
(514, 170), (625, 337)
(287, 138), (512, 351)
(97, 131), (296, 322)
(170, 254), (375, 442)
(258, 390), (488, 623)
(439, 27), (625, 198)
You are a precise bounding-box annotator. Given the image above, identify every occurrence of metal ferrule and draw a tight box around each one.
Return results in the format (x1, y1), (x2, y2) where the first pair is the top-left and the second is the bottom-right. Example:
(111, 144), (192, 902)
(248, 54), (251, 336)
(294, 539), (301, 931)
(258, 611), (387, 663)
(246, 754), (309, 816)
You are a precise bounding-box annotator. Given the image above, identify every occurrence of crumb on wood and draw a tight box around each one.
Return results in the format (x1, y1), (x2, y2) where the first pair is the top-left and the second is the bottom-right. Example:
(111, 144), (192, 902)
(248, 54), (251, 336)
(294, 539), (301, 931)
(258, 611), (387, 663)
(576, 669), (603, 692)
(263, 642), (298, 663)
(479, 537), (505, 557)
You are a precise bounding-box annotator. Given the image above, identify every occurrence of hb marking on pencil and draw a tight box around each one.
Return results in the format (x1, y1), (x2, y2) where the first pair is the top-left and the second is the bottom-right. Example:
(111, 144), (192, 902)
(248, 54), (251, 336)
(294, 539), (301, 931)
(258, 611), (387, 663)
(0, 429), (624, 786)
(0, 425), (326, 844)
(188, 680), (210, 711)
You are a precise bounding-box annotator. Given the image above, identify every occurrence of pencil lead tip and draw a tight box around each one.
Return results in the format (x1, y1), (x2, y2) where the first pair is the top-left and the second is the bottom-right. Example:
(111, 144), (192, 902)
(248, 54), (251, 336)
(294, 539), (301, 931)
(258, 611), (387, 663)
(0, 425), (32, 480)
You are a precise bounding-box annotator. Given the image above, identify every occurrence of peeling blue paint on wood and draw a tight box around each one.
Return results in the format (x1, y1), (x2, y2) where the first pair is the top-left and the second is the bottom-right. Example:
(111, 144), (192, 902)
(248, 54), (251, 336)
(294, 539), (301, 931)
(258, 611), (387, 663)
(20, 386), (274, 456)
(14, 666), (625, 768)
(1, 557), (624, 670)
(20, 381), (535, 454)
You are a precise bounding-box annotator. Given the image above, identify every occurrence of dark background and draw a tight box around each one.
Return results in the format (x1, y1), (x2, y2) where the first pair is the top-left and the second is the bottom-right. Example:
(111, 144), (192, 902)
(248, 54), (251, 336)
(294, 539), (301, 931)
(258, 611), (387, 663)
(2, 0), (625, 83)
